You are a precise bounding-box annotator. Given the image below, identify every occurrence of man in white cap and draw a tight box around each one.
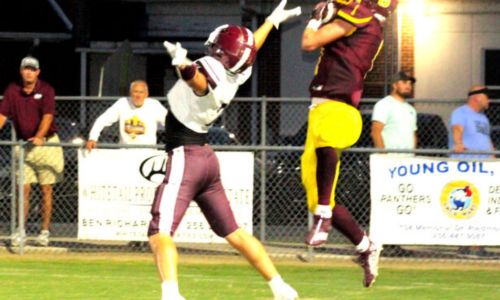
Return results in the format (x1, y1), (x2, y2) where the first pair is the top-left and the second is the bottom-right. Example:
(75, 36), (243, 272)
(0, 56), (64, 247)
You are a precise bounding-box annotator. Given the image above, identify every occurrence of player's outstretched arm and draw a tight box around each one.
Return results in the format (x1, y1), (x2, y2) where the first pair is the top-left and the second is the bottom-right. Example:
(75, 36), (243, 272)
(254, 0), (302, 50)
(164, 41), (208, 96)
(302, 18), (353, 51)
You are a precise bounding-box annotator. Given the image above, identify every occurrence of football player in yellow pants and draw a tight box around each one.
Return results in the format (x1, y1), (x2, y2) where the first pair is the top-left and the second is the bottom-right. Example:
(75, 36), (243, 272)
(301, 0), (398, 288)
(302, 100), (362, 215)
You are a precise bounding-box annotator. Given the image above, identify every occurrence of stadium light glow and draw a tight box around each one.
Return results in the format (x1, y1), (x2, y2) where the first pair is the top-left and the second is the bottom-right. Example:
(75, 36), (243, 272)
(398, 0), (425, 19)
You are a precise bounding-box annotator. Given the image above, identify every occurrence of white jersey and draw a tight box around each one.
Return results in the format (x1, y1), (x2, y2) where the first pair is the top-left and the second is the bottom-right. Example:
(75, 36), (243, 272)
(167, 56), (252, 133)
(89, 97), (168, 145)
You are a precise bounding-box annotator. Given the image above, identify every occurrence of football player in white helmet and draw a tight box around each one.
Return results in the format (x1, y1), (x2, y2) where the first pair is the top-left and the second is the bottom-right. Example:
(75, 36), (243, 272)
(148, 1), (301, 300)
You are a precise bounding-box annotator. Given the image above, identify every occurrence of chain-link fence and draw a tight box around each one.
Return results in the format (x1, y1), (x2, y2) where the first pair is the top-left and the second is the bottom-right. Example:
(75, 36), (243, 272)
(0, 97), (499, 264)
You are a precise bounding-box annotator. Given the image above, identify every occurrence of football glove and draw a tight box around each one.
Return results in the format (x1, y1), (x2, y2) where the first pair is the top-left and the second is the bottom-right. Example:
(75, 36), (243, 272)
(266, 0), (302, 29)
(307, 0), (338, 31)
(163, 41), (190, 66)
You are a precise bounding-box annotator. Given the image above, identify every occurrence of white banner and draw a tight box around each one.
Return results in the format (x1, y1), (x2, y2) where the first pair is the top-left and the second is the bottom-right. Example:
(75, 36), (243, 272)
(78, 149), (253, 243)
(370, 154), (500, 245)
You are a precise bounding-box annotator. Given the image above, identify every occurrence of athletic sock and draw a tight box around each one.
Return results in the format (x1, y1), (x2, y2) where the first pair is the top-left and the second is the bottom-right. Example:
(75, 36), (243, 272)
(161, 281), (180, 297)
(314, 204), (332, 218)
(268, 274), (285, 290)
(355, 234), (370, 253)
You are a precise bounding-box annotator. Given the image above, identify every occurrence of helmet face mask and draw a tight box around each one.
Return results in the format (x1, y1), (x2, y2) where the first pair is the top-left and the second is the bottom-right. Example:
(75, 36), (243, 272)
(372, 0), (398, 17)
(206, 25), (257, 74)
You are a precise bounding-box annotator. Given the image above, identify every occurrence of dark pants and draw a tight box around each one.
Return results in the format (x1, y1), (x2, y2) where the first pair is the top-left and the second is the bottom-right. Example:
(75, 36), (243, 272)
(148, 144), (239, 237)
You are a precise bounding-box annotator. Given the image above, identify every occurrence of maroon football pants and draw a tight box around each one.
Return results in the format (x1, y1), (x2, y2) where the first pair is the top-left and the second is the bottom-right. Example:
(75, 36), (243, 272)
(148, 145), (239, 237)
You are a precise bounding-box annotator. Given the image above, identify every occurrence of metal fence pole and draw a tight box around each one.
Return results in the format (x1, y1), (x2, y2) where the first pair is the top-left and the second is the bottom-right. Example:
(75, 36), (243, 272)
(251, 15), (259, 145)
(17, 141), (26, 255)
(259, 98), (267, 242)
(80, 51), (88, 130)
(10, 124), (17, 237)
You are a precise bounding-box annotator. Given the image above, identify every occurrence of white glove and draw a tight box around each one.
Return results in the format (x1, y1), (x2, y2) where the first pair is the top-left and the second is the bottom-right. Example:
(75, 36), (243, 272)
(266, 0), (302, 29)
(163, 41), (189, 66)
(307, 1), (338, 31)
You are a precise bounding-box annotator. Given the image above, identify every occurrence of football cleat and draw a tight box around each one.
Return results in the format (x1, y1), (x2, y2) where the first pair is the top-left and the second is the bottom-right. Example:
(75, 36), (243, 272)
(353, 241), (383, 288)
(305, 215), (332, 247)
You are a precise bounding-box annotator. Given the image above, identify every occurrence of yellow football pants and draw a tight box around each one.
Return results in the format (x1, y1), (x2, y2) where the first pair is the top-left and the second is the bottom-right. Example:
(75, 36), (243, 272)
(301, 100), (362, 213)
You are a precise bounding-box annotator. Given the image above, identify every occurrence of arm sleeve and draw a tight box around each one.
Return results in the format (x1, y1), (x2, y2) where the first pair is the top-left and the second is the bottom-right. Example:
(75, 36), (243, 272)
(371, 100), (389, 124)
(88, 99), (123, 141)
(196, 56), (234, 106)
(0, 88), (12, 117)
(450, 108), (465, 127)
(42, 85), (56, 115)
(196, 56), (224, 91)
(336, 2), (373, 28)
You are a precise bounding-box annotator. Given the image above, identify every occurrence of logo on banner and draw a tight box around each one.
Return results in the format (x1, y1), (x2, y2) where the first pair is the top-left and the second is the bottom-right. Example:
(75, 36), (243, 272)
(440, 180), (480, 220)
(139, 155), (167, 183)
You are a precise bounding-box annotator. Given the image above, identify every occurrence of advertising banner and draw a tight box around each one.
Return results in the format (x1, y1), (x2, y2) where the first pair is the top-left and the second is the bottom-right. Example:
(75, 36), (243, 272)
(78, 149), (254, 243)
(370, 154), (500, 245)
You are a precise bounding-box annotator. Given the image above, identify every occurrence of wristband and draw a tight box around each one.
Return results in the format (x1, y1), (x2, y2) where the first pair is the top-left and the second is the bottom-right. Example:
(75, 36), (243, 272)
(306, 19), (321, 31)
(179, 64), (197, 81)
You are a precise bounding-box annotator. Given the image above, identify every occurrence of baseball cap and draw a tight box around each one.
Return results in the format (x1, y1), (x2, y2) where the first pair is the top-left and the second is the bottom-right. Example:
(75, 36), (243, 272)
(392, 71), (416, 83)
(20, 56), (40, 69)
(468, 86), (491, 97)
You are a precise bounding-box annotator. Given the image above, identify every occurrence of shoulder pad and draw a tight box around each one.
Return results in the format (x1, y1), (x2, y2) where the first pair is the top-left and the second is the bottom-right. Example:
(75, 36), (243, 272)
(337, 0), (373, 27)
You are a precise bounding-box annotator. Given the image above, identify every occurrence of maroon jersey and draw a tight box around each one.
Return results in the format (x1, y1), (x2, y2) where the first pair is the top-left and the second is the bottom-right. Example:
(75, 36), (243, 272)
(0, 80), (57, 140)
(309, 1), (384, 107)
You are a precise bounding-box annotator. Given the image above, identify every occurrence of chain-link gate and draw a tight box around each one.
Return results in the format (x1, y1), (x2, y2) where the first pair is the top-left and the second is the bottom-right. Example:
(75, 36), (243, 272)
(1, 96), (499, 264)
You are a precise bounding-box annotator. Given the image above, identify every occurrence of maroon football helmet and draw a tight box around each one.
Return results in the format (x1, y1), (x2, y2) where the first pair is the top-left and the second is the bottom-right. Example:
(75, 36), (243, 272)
(206, 25), (257, 74)
(371, 0), (398, 17)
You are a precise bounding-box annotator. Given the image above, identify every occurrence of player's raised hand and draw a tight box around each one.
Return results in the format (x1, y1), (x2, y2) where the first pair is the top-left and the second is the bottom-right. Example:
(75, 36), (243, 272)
(163, 41), (189, 66)
(307, 0), (338, 31)
(312, 1), (337, 24)
(267, 0), (302, 29)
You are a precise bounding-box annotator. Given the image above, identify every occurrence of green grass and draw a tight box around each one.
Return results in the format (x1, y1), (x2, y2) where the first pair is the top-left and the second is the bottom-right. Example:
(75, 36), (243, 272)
(0, 255), (499, 300)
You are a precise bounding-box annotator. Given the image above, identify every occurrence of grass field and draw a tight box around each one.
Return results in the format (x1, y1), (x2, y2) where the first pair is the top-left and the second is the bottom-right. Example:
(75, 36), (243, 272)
(0, 254), (499, 300)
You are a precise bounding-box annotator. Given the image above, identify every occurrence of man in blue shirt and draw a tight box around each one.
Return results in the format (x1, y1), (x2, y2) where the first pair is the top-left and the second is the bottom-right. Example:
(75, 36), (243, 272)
(449, 85), (494, 257)
(449, 85), (495, 159)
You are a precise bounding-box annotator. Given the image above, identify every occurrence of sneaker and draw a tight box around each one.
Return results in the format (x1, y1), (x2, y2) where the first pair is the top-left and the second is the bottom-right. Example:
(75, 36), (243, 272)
(35, 230), (50, 247)
(354, 241), (383, 288)
(271, 282), (299, 300)
(305, 215), (331, 247)
(10, 231), (26, 247)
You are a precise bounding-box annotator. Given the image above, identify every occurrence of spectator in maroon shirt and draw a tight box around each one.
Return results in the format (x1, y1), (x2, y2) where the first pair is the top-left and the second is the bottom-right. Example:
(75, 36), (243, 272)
(0, 56), (64, 247)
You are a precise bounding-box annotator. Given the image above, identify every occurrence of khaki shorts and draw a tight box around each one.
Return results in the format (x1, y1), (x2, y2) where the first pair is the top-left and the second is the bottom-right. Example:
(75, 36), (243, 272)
(15, 134), (64, 185)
